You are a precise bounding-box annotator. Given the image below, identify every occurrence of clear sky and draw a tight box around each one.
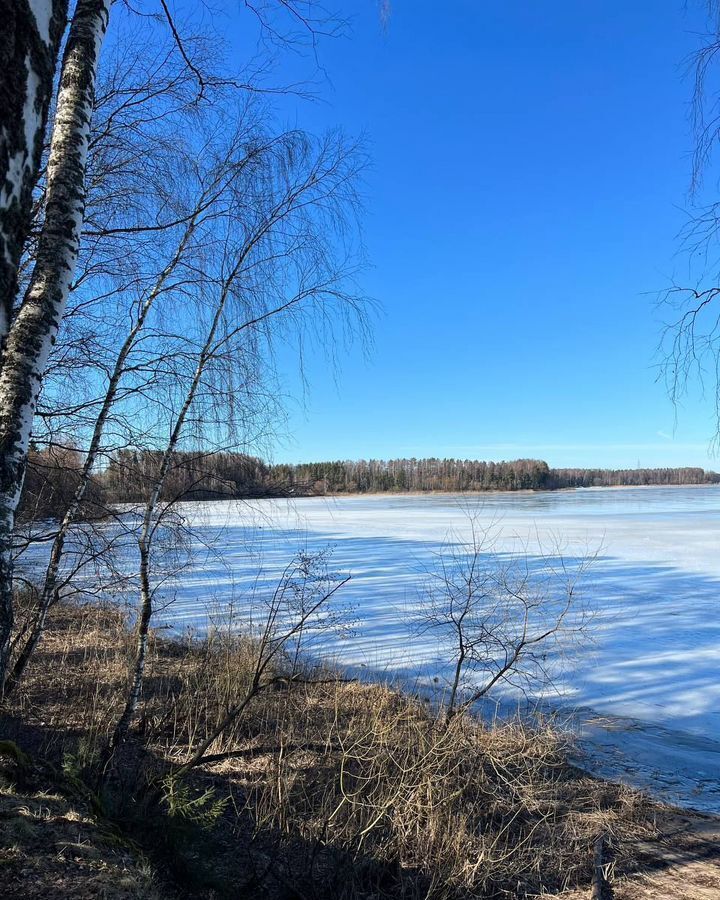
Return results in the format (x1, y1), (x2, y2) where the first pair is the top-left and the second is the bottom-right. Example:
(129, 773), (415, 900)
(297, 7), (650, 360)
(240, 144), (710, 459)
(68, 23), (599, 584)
(238, 1), (720, 468)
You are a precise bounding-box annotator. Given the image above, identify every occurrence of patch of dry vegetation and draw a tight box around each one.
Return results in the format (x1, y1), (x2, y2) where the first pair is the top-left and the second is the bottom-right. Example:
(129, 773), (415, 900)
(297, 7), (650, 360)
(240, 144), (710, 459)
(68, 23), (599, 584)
(0, 749), (166, 899)
(1, 598), (713, 899)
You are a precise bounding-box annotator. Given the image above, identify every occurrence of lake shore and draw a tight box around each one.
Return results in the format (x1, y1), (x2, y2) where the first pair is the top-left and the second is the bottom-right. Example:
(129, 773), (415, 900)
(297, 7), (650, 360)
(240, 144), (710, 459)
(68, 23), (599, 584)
(4, 596), (719, 900)
(282, 481), (720, 498)
(16, 487), (720, 814)
(158, 487), (720, 812)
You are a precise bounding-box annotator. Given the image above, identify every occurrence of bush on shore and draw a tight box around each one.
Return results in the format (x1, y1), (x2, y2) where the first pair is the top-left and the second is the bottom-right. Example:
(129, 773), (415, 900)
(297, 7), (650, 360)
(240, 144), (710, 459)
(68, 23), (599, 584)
(1, 597), (655, 899)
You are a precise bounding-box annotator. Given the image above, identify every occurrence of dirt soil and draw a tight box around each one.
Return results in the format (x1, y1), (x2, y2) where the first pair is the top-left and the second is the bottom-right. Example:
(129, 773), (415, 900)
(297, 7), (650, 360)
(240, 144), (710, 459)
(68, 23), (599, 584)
(612, 810), (720, 900)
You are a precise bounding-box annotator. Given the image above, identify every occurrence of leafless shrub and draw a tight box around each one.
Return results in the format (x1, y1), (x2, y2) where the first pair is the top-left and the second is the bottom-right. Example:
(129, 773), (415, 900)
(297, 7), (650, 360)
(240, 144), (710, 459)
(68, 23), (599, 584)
(247, 684), (649, 898)
(415, 516), (594, 721)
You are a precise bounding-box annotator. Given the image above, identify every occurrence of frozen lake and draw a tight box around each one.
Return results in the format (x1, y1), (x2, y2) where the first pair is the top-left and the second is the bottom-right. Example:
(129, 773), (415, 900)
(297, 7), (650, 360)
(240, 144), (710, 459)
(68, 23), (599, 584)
(83, 487), (720, 810)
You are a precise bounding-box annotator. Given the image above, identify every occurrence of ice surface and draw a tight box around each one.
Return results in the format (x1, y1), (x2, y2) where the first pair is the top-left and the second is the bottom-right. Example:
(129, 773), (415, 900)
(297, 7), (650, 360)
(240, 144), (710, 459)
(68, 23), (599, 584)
(35, 486), (720, 811)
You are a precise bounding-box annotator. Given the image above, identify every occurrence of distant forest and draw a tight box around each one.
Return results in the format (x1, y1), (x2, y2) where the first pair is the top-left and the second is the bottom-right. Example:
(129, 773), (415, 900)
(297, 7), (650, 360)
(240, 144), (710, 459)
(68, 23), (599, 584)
(19, 449), (720, 521)
(269, 458), (720, 493)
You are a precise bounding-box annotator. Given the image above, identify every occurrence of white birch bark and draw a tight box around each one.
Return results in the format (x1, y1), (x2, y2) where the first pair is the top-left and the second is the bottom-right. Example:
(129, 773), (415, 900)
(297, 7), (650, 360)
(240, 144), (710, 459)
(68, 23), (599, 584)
(0, 0), (111, 687)
(111, 278), (233, 746)
(4, 216), (200, 693)
(111, 255), (321, 745)
(109, 142), (361, 737)
(0, 0), (68, 341)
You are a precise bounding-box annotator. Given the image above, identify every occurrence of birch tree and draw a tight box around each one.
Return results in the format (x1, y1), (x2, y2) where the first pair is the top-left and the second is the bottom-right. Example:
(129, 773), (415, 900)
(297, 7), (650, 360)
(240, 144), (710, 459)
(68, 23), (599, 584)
(5, 31), (222, 686)
(0, 0), (111, 684)
(2, 0), (259, 687)
(6, 124), (273, 692)
(107, 127), (365, 746)
(0, 0), (364, 694)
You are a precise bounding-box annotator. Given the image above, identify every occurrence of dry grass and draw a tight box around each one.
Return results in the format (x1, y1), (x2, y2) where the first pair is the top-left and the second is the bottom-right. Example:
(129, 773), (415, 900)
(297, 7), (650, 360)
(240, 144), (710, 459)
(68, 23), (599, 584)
(0, 755), (166, 899)
(1, 597), (711, 899)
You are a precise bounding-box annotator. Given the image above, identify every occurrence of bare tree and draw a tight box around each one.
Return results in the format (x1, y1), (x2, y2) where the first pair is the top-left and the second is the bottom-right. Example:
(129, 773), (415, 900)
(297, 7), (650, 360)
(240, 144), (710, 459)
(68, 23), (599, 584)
(659, 3), (720, 442)
(2, 27), (234, 692)
(103, 124), (366, 747)
(5, 198), (209, 693)
(416, 516), (593, 721)
(0, 0), (361, 691)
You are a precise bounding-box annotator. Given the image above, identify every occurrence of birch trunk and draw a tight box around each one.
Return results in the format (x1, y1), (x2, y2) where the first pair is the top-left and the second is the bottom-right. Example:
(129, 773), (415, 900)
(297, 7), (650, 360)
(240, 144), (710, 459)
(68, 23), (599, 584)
(0, 0), (110, 687)
(110, 537), (153, 745)
(111, 279), (233, 747)
(0, 0), (68, 341)
(4, 219), (197, 694)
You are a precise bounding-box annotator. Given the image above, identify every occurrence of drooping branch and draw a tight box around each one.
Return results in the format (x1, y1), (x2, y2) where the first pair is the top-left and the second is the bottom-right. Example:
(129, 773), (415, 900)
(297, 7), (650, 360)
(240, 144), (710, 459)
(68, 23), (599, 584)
(4, 203), (205, 694)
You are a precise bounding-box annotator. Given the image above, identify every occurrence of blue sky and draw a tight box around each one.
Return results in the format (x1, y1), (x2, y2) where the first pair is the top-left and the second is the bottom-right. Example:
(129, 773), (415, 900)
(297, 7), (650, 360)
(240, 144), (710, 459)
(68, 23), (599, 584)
(236, 1), (720, 468)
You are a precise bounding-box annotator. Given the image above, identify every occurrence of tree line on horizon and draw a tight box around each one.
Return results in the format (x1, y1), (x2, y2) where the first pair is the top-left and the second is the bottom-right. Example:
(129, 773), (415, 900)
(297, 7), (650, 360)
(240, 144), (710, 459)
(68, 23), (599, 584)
(270, 457), (720, 493)
(18, 448), (720, 520)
